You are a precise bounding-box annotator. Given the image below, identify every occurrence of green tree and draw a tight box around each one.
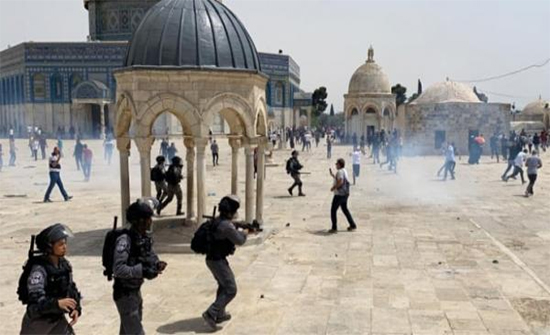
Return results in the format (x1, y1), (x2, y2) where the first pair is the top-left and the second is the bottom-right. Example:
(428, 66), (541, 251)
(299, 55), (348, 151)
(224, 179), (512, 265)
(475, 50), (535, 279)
(329, 104), (335, 116)
(391, 84), (407, 107)
(311, 87), (328, 117)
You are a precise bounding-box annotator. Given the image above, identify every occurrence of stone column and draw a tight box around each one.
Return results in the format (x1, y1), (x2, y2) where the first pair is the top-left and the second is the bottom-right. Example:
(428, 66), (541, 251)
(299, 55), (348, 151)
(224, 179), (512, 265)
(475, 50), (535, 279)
(135, 137), (154, 198)
(307, 107), (312, 128)
(229, 138), (241, 195)
(255, 140), (266, 224)
(117, 138), (131, 223)
(184, 138), (195, 221)
(195, 138), (207, 224)
(244, 145), (255, 224)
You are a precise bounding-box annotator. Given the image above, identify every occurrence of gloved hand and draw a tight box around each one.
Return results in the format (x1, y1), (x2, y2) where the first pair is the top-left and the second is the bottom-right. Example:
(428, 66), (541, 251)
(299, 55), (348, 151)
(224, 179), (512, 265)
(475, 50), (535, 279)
(142, 266), (158, 280)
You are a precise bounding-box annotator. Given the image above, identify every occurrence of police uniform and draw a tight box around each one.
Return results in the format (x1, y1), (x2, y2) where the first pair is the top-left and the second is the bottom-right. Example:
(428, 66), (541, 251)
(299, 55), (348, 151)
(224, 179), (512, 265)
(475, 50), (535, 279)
(287, 157), (304, 195)
(112, 229), (159, 335)
(159, 163), (183, 215)
(20, 257), (82, 335)
(151, 164), (168, 202)
(204, 219), (246, 323)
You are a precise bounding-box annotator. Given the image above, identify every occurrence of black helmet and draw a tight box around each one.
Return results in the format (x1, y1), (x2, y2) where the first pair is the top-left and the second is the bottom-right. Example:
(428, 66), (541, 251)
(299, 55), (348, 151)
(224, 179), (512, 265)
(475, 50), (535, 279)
(156, 156), (165, 164)
(126, 199), (155, 224)
(36, 224), (73, 252)
(219, 195), (240, 214)
(171, 156), (183, 167)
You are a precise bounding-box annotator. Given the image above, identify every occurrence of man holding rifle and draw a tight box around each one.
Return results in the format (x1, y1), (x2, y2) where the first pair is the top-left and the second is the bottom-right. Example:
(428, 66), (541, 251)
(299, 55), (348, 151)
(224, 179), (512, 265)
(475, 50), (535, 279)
(286, 150), (306, 197)
(202, 195), (257, 331)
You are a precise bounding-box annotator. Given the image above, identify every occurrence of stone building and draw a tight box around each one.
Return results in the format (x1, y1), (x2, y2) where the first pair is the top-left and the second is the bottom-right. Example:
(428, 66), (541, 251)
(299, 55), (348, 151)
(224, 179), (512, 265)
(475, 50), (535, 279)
(344, 46), (397, 140)
(115, 0), (268, 225)
(513, 97), (550, 132)
(404, 80), (511, 155)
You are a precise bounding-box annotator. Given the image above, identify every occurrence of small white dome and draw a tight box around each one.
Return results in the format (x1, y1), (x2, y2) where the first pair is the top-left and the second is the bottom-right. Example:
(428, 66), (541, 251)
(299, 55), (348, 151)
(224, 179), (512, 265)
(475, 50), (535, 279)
(348, 47), (391, 94)
(413, 81), (480, 104)
(522, 98), (550, 116)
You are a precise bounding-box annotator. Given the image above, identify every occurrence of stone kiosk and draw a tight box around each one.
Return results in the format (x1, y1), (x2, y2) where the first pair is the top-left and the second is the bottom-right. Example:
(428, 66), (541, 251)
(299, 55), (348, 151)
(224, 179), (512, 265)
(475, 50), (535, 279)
(114, 0), (268, 226)
(344, 46), (397, 139)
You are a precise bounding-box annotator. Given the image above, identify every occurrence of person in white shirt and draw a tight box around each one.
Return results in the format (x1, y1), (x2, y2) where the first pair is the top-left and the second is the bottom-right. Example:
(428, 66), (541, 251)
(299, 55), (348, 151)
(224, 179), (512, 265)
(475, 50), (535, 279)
(505, 149), (527, 184)
(43, 147), (72, 202)
(351, 147), (361, 185)
(328, 158), (357, 233)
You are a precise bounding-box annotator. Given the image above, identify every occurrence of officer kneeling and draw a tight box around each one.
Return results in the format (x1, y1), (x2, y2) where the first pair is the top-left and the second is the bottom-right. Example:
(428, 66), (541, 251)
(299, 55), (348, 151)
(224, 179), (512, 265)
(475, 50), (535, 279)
(111, 200), (167, 335)
(18, 224), (82, 335)
(201, 195), (255, 330)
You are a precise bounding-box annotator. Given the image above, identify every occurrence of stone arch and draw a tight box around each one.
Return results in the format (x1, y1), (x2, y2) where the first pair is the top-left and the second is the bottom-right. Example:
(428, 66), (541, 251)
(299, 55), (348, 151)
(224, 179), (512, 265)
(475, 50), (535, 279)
(115, 92), (137, 138)
(136, 93), (201, 139)
(203, 93), (255, 138)
(255, 97), (268, 137)
(346, 104), (360, 119)
(362, 103), (380, 117)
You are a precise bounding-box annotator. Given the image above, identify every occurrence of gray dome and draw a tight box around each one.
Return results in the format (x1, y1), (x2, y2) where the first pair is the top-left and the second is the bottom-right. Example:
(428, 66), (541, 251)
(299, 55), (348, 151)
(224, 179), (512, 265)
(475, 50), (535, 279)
(125, 0), (261, 71)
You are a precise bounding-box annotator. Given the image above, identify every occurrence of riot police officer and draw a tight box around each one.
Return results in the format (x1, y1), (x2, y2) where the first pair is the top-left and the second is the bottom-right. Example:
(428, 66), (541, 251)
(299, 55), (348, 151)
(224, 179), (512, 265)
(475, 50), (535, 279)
(157, 156), (184, 216)
(112, 200), (167, 335)
(19, 223), (82, 334)
(202, 195), (252, 330)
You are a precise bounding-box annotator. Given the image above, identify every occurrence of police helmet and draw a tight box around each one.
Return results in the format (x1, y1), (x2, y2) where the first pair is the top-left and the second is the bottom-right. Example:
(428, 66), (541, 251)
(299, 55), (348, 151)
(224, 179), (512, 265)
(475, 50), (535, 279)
(218, 195), (240, 214)
(156, 156), (166, 164)
(126, 198), (155, 224)
(171, 156), (183, 167)
(36, 224), (74, 252)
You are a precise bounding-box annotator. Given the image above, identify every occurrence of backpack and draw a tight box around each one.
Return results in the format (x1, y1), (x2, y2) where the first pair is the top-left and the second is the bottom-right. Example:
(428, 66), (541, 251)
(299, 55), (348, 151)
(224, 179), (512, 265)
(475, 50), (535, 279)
(17, 235), (44, 304)
(101, 217), (130, 281)
(191, 219), (218, 254)
(338, 172), (350, 196)
(150, 166), (164, 182)
(285, 159), (292, 174)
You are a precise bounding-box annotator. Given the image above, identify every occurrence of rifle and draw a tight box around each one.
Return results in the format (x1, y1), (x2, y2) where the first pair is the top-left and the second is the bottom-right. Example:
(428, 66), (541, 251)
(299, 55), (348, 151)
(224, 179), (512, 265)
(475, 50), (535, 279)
(202, 206), (217, 222)
(234, 220), (263, 233)
(203, 206), (263, 233)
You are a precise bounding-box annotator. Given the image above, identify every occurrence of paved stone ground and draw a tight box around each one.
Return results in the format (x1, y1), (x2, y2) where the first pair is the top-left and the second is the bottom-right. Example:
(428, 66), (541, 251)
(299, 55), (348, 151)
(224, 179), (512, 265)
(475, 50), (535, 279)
(1, 138), (549, 335)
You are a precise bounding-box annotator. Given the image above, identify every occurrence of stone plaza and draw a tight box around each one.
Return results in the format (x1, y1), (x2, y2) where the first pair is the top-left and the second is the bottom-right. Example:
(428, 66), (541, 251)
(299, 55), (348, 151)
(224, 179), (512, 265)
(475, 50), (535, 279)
(1, 138), (549, 335)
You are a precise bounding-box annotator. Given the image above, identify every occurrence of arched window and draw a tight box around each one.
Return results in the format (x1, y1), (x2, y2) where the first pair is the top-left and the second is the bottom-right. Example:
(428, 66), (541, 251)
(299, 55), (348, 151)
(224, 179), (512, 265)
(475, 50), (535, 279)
(351, 108), (359, 116)
(51, 73), (63, 101)
(69, 73), (83, 98)
(366, 108), (377, 114)
(383, 108), (391, 117)
(275, 82), (284, 106)
(32, 73), (46, 100)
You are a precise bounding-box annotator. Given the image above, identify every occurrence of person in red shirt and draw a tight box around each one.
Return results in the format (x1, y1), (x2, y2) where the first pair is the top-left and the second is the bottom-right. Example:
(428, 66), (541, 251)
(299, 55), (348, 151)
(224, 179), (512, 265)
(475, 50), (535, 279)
(82, 144), (93, 181)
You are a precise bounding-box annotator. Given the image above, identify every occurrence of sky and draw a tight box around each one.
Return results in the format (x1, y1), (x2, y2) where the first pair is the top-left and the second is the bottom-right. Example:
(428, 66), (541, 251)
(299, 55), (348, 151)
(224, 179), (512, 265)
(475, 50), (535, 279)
(0, 0), (549, 110)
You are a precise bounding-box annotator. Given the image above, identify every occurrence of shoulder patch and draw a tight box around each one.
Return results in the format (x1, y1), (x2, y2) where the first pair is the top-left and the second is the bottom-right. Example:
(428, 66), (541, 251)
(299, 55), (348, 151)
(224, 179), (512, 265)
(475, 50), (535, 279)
(29, 269), (45, 286)
(116, 235), (130, 253)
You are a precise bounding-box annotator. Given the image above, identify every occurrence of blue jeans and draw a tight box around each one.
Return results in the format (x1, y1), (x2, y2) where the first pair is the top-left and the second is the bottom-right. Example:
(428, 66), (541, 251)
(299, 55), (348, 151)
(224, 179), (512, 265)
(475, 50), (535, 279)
(44, 171), (69, 201)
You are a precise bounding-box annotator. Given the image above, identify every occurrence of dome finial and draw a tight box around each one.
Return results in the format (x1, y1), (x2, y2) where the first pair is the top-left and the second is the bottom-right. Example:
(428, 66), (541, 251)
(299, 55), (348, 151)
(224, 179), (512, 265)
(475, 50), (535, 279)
(367, 45), (374, 63)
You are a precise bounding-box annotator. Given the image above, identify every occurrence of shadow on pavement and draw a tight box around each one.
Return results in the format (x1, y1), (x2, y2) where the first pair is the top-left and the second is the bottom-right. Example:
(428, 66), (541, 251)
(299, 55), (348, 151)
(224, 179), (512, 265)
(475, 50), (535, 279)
(157, 317), (214, 334)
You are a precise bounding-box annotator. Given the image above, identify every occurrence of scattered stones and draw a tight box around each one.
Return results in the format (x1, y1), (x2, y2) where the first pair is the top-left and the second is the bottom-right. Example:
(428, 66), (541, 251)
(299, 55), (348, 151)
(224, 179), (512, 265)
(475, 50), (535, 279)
(260, 294), (264, 299)
(4, 194), (27, 198)
(286, 223), (290, 227)
(492, 260), (499, 264)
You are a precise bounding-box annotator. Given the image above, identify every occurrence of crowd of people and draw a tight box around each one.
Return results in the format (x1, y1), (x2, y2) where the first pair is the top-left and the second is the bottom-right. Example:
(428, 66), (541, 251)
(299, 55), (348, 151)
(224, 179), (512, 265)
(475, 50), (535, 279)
(3, 123), (548, 334)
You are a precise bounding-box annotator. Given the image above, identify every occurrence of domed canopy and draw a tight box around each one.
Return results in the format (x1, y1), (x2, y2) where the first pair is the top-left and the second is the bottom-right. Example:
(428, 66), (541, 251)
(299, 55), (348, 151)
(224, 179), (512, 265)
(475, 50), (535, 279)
(348, 47), (391, 94)
(413, 81), (481, 104)
(522, 98), (550, 115)
(125, 0), (261, 71)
